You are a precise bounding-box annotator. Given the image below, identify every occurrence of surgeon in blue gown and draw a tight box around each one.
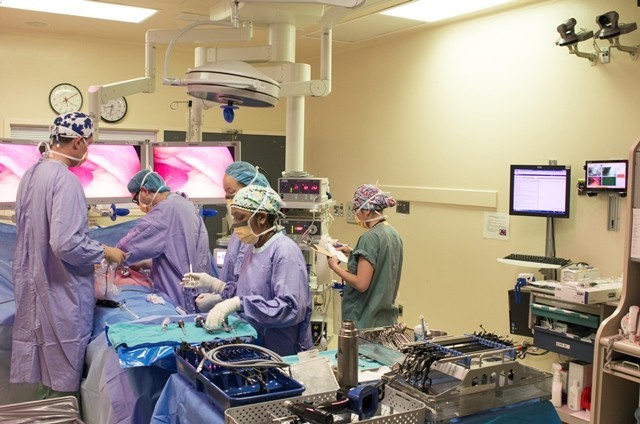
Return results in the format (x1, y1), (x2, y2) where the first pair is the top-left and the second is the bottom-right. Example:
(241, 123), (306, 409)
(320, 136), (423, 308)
(11, 112), (126, 397)
(182, 161), (270, 312)
(116, 170), (213, 313)
(204, 185), (313, 356)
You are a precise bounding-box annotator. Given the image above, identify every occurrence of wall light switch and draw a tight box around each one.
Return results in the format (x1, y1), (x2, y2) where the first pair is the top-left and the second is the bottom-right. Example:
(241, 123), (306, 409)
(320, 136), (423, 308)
(396, 200), (410, 214)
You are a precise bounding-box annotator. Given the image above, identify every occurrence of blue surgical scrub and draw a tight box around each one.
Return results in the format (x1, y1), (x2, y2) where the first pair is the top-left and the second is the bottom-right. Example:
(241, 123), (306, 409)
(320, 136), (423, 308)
(225, 232), (312, 356)
(11, 159), (104, 392)
(117, 193), (213, 312)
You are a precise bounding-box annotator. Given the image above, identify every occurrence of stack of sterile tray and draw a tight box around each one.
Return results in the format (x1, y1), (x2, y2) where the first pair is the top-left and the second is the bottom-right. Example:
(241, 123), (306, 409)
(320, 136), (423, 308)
(225, 385), (426, 424)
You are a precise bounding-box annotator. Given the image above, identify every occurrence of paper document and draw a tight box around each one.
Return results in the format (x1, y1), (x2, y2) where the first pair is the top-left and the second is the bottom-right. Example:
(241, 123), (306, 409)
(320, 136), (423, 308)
(632, 208), (640, 259)
(311, 243), (349, 263)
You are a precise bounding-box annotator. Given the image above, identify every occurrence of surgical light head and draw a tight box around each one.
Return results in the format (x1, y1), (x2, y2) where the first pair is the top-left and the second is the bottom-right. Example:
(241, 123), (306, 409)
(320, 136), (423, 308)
(556, 18), (593, 46)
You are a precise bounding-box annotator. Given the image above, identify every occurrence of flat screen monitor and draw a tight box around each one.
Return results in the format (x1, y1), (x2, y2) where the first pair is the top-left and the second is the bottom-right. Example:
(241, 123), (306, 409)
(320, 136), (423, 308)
(509, 164), (571, 218)
(150, 141), (239, 204)
(71, 139), (146, 205)
(585, 159), (628, 193)
(0, 138), (146, 208)
(0, 139), (41, 209)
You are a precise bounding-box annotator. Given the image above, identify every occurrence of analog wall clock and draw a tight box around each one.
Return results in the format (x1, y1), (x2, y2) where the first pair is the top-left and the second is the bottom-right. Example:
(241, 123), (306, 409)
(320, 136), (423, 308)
(49, 83), (83, 114)
(100, 97), (128, 123)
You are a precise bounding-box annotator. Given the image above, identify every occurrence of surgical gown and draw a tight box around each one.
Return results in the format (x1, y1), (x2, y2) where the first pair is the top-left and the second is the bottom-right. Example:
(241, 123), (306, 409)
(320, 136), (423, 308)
(219, 232), (247, 287)
(117, 193), (213, 313)
(11, 159), (104, 392)
(225, 232), (312, 356)
(342, 222), (403, 329)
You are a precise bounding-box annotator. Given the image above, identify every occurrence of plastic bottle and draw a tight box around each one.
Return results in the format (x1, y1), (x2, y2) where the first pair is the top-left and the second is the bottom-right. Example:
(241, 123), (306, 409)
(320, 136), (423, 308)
(568, 380), (581, 411)
(551, 363), (563, 408)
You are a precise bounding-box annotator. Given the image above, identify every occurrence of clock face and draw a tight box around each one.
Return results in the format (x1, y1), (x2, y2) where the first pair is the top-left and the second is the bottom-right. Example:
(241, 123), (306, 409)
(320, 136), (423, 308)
(101, 97), (128, 123)
(49, 83), (83, 114)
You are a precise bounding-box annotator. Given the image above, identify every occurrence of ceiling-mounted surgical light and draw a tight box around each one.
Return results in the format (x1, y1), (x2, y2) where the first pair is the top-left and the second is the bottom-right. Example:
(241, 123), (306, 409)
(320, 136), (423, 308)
(594, 10), (640, 60)
(555, 18), (597, 66)
(183, 61), (280, 108)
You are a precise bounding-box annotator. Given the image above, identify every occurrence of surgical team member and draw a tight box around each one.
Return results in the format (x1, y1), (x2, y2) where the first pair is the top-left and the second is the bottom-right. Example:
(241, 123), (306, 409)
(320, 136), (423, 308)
(327, 184), (403, 329)
(116, 169), (213, 313)
(11, 112), (126, 398)
(182, 161), (270, 312)
(205, 185), (313, 356)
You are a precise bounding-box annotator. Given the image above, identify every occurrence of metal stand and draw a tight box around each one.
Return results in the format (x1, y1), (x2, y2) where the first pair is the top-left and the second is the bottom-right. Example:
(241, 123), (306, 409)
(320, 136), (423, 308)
(541, 217), (557, 280)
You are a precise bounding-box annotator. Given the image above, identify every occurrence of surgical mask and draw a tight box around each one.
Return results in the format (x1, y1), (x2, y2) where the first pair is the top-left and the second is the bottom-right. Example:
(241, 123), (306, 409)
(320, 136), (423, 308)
(232, 191), (276, 244)
(38, 138), (88, 166)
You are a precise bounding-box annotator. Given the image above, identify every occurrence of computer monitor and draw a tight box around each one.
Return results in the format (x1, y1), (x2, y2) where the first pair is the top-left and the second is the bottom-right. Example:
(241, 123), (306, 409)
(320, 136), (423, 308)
(0, 138), (146, 209)
(509, 164), (571, 218)
(72, 139), (146, 205)
(585, 159), (628, 193)
(150, 141), (239, 205)
(0, 139), (41, 209)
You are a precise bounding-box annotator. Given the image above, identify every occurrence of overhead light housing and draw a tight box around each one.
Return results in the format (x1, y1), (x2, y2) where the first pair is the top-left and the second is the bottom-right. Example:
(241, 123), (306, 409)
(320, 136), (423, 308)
(183, 61), (280, 108)
(0, 0), (158, 23)
(380, 0), (513, 23)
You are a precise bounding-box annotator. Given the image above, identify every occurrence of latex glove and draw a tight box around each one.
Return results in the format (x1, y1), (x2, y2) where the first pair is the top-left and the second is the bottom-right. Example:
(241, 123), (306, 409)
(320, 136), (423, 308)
(181, 272), (226, 293)
(206, 296), (241, 329)
(103, 245), (126, 264)
(195, 293), (223, 312)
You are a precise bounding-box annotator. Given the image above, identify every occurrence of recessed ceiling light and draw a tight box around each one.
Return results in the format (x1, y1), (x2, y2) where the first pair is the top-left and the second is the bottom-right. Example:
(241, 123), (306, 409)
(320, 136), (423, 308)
(381, 0), (513, 23)
(0, 0), (158, 24)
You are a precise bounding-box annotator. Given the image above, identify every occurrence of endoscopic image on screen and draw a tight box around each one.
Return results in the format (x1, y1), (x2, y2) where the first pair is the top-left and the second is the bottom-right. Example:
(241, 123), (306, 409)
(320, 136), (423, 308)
(68, 144), (142, 198)
(0, 143), (41, 205)
(152, 145), (235, 200)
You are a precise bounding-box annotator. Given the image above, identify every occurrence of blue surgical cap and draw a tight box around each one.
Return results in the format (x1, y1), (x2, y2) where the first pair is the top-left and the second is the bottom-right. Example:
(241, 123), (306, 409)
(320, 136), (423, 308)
(127, 169), (170, 193)
(225, 161), (269, 188)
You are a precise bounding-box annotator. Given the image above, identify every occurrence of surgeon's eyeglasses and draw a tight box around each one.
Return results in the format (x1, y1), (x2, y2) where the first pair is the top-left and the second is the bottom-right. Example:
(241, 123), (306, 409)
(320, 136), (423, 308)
(132, 191), (140, 205)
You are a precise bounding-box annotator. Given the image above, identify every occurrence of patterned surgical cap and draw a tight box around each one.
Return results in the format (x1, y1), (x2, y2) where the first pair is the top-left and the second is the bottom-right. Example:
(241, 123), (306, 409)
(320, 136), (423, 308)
(50, 111), (94, 140)
(352, 184), (396, 211)
(232, 185), (283, 215)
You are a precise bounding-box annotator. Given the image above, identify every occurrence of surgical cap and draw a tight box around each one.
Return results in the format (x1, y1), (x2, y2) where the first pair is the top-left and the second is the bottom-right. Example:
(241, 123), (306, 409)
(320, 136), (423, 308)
(50, 111), (94, 140)
(127, 169), (170, 194)
(225, 161), (269, 188)
(352, 184), (396, 211)
(232, 185), (283, 215)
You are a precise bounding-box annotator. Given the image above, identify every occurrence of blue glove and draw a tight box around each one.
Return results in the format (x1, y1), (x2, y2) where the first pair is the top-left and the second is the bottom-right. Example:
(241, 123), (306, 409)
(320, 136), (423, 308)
(206, 296), (241, 328)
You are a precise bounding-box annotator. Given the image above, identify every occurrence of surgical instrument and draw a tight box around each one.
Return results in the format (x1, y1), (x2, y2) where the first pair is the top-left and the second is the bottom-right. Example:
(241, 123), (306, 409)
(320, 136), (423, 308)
(161, 317), (171, 332)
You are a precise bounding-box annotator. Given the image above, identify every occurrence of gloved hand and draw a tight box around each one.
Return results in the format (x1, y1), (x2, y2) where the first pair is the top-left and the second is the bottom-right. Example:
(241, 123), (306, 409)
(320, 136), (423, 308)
(181, 272), (226, 293)
(103, 245), (126, 264)
(195, 293), (223, 312)
(206, 296), (241, 328)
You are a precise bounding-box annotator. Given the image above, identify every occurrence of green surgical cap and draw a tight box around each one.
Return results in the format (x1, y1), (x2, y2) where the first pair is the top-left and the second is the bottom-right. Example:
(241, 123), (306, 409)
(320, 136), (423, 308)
(225, 161), (269, 188)
(127, 169), (170, 193)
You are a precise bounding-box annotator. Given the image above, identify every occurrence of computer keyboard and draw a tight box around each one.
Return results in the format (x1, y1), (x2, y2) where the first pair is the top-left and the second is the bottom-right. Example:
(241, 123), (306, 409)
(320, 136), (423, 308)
(498, 254), (572, 269)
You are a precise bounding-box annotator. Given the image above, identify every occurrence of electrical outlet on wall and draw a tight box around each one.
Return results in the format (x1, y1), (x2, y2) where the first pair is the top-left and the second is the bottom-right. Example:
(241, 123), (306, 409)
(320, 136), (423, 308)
(346, 201), (356, 224)
(333, 203), (344, 217)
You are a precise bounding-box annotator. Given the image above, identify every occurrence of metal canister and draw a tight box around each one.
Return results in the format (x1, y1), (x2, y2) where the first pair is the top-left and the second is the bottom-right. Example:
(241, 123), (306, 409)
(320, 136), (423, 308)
(337, 320), (358, 390)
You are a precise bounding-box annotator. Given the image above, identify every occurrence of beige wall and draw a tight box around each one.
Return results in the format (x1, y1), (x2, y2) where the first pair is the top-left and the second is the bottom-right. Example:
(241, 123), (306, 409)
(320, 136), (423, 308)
(306, 0), (640, 339)
(2, 0), (640, 360)
(0, 33), (286, 135)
